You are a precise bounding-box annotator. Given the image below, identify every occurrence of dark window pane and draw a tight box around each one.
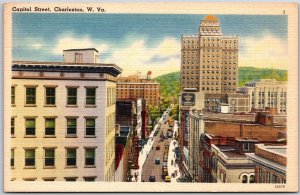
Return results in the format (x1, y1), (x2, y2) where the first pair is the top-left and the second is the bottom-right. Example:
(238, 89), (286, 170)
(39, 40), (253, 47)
(242, 175), (247, 183)
(67, 158), (76, 166)
(65, 178), (77, 181)
(67, 88), (77, 105)
(11, 149), (14, 167)
(85, 149), (95, 165)
(11, 86), (15, 105)
(85, 158), (95, 165)
(67, 119), (76, 135)
(26, 119), (36, 135)
(86, 88), (96, 105)
(11, 118), (15, 135)
(84, 177), (95, 182)
(26, 88), (36, 104)
(25, 149), (35, 166)
(45, 119), (55, 135)
(86, 119), (95, 135)
(45, 149), (55, 166)
(46, 88), (56, 105)
(67, 149), (76, 166)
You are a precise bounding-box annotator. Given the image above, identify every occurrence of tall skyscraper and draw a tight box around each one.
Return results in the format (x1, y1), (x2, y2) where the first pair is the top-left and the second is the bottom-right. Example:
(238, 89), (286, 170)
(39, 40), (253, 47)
(181, 15), (239, 93)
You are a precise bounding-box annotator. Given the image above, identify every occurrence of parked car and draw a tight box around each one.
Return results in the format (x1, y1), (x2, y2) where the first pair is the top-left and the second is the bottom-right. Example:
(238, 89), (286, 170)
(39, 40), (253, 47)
(165, 176), (171, 182)
(163, 155), (168, 162)
(162, 167), (168, 176)
(155, 158), (161, 165)
(149, 175), (156, 182)
(156, 145), (161, 150)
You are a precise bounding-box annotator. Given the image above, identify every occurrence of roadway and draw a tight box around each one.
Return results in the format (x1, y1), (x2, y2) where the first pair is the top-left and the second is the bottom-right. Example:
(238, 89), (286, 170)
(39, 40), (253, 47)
(141, 118), (171, 182)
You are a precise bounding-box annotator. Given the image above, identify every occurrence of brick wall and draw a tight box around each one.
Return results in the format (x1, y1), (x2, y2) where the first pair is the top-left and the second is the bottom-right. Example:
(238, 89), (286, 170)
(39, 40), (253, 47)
(205, 121), (286, 141)
(255, 146), (286, 166)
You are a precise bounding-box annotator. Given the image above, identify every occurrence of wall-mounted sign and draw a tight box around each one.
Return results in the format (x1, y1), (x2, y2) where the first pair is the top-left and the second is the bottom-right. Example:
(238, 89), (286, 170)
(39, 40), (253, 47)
(181, 93), (195, 107)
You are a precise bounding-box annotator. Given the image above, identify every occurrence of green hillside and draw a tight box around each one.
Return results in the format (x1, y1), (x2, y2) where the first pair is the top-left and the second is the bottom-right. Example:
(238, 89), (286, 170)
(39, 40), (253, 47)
(238, 67), (287, 86)
(155, 67), (288, 99)
(155, 71), (180, 98)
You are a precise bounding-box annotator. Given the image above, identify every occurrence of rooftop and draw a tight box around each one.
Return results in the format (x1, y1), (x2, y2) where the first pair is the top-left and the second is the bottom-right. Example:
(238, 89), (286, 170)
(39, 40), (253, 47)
(12, 61), (122, 77)
(259, 144), (287, 156)
(246, 153), (286, 172)
(214, 145), (247, 159)
(63, 48), (99, 52)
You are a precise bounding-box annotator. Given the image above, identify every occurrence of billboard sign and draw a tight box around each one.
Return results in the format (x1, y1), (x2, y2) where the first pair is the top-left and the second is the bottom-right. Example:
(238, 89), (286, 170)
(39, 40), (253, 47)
(181, 93), (195, 107)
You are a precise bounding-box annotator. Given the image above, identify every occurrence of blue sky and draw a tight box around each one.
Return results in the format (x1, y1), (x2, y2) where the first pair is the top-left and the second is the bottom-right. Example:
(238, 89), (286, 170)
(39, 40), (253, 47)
(12, 13), (288, 77)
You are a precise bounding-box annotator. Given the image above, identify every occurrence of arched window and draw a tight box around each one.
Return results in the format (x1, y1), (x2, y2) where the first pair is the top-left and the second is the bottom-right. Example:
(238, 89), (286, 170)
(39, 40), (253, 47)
(242, 175), (248, 183)
(250, 175), (255, 183)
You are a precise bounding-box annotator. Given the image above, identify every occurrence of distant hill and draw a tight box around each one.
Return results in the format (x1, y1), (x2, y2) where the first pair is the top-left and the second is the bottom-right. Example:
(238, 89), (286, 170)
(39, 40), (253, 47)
(154, 67), (287, 99)
(238, 67), (287, 86)
(155, 72), (180, 98)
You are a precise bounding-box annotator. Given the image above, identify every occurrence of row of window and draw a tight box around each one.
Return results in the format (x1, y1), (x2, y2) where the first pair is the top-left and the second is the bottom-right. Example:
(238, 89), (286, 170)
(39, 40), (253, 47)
(182, 49), (238, 54)
(257, 92), (287, 96)
(258, 168), (286, 183)
(11, 147), (96, 168)
(11, 117), (97, 137)
(105, 113), (115, 136)
(202, 87), (234, 92)
(106, 88), (116, 107)
(11, 86), (98, 107)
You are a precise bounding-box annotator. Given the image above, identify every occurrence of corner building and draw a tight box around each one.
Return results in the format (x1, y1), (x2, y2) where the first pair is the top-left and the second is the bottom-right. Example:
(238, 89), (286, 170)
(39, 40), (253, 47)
(10, 48), (122, 182)
(181, 15), (238, 93)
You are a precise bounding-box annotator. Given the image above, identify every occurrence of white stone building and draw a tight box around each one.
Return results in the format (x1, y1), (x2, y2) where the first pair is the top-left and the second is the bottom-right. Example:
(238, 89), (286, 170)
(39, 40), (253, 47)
(10, 48), (122, 182)
(238, 79), (287, 114)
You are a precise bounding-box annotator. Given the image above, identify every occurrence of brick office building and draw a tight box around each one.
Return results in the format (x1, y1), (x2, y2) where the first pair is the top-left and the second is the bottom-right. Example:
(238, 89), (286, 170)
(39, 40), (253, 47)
(180, 15), (239, 93)
(246, 144), (286, 183)
(116, 72), (160, 106)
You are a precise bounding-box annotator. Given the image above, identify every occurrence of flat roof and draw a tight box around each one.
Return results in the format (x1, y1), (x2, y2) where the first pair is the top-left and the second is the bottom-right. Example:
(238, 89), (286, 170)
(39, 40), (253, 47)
(246, 153), (286, 172)
(63, 48), (98, 52)
(12, 61), (122, 77)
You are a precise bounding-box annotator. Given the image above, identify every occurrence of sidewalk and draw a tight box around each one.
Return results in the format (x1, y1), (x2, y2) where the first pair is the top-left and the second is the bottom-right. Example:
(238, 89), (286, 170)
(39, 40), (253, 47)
(132, 111), (168, 182)
(167, 121), (181, 182)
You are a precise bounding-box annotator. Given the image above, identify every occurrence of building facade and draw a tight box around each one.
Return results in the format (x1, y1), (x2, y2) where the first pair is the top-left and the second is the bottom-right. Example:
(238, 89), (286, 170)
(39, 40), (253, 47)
(210, 139), (256, 183)
(204, 108), (287, 142)
(10, 48), (122, 182)
(238, 79), (287, 114)
(183, 110), (204, 182)
(115, 126), (132, 182)
(116, 73), (160, 106)
(205, 93), (250, 113)
(181, 15), (239, 93)
(116, 98), (144, 176)
(246, 144), (286, 183)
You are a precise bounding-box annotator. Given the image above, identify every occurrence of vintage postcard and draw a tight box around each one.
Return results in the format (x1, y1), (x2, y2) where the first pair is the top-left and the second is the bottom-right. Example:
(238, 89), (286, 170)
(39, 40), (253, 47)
(3, 2), (298, 192)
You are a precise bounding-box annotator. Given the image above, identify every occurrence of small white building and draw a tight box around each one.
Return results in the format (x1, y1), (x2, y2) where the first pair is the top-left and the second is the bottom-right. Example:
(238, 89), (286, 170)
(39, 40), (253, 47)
(217, 103), (229, 113)
(10, 48), (122, 182)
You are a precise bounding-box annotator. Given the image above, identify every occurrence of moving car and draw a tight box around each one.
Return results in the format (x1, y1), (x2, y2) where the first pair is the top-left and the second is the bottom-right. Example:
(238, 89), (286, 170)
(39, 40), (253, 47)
(165, 176), (171, 182)
(156, 145), (161, 150)
(149, 175), (156, 182)
(155, 158), (161, 165)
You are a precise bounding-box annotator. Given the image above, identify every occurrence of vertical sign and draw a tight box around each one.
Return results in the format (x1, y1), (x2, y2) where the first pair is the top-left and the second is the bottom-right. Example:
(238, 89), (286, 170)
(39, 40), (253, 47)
(184, 110), (189, 143)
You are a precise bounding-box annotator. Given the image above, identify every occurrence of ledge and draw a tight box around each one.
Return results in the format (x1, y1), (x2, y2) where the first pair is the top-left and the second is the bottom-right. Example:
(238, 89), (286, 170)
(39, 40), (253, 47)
(24, 166), (36, 169)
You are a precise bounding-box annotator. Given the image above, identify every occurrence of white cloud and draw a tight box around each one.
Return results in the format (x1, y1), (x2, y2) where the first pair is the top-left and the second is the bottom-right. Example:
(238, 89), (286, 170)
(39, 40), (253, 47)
(104, 37), (181, 77)
(240, 34), (288, 69)
(31, 43), (42, 49)
(52, 35), (109, 55)
(14, 37), (45, 50)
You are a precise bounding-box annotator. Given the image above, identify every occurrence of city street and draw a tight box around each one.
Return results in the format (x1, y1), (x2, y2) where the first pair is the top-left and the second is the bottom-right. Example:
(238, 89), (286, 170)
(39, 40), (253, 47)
(141, 117), (171, 182)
